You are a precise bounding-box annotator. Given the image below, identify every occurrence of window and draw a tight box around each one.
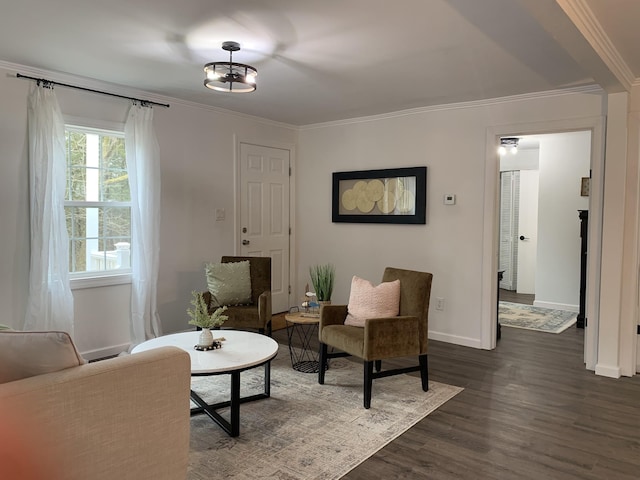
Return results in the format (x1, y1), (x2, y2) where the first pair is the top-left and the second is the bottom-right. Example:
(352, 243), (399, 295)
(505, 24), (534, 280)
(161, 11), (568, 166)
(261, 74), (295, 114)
(65, 126), (131, 279)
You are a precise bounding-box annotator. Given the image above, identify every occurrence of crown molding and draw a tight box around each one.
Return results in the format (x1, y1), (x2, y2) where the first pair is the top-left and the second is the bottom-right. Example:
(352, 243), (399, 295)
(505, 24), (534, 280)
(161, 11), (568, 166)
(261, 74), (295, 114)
(0, 60), (296, 130)
(556, 0), (636, 91)
(0, 59), (610, 131)
(299, 85), (603, 130)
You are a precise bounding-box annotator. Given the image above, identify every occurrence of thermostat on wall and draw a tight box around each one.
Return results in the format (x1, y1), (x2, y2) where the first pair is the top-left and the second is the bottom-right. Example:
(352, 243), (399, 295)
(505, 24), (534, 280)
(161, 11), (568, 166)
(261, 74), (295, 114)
(444, 194), (456, 205)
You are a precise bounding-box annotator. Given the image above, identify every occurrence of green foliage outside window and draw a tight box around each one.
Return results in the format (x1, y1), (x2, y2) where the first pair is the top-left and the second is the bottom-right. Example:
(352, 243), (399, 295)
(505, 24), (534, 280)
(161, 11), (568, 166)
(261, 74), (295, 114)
(64, 128), (132, 274)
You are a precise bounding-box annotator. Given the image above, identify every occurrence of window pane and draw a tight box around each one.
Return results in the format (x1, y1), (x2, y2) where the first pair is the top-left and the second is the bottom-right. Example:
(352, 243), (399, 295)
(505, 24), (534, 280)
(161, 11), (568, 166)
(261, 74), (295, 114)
(68, 166), (87, 201)
(101, 136), (130, 202)
(69, 239), (87, 273)
(102, 207), (131, 238)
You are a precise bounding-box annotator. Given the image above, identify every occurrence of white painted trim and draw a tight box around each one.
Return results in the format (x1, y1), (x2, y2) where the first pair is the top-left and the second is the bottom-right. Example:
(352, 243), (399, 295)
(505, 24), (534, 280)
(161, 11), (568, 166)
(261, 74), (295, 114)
(428, 331), (482, 350)
(557, 0), (635, 90)
(533, 301), (579, 312)
(3, 60), (296, 130)
(81, 343), (131, 361)
(64, 115), (125, 134)
(71, 273), (132, 290)
(300, 86), (603, 130)
(594, 363), (621, 378)
(3, 58), (608, 132)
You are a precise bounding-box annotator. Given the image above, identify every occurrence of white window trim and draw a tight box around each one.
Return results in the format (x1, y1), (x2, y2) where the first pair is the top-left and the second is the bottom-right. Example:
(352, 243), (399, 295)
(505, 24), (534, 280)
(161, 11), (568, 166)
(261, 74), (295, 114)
(70, 271), (132, 290)
(65, 122), (132, 282)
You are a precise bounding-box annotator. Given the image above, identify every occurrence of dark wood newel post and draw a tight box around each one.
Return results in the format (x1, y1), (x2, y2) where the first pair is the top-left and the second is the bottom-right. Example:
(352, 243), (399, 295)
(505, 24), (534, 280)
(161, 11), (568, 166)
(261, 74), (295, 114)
(577, 210), (588, 329)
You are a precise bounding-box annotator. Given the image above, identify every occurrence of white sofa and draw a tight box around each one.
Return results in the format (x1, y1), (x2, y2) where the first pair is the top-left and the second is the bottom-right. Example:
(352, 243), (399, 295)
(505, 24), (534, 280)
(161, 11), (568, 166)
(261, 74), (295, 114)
(0, 331), (191, 480)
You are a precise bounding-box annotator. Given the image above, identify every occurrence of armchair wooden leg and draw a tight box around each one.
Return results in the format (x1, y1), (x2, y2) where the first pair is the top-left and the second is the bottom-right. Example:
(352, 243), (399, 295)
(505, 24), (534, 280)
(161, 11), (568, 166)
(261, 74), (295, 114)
(419, 354), (429, 392)
(318, 343), (328, 384)
(364, 361), (374, 409)
(374, 360), (381, 372)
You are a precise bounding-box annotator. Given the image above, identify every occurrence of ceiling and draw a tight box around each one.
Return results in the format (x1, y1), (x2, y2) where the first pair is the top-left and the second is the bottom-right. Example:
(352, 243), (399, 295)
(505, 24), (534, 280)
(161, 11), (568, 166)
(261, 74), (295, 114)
(1, 0), (638, 126)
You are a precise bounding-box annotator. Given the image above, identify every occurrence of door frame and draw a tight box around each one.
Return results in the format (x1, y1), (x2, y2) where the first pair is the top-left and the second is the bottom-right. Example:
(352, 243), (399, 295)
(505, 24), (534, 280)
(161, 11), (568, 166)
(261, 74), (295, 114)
(482, 116), (605, 371)
(234, 135), (297, 313)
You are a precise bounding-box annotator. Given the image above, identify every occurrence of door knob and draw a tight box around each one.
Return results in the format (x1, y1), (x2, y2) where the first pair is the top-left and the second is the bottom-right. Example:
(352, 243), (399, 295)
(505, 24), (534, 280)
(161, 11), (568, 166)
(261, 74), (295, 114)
(519, 235), (529, 241)
(242, 240), (250, 245)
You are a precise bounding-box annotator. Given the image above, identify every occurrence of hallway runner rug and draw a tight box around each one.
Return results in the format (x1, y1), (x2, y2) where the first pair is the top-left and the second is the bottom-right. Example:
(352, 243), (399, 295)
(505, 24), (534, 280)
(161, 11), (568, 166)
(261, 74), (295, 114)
(499, 301), (577, 334)
(187, 345), (462, 480)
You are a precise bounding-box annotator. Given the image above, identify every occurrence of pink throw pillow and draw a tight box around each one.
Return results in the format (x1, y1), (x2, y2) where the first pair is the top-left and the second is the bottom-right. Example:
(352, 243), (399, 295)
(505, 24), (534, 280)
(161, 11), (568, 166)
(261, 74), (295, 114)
(344, 276), (400, 327)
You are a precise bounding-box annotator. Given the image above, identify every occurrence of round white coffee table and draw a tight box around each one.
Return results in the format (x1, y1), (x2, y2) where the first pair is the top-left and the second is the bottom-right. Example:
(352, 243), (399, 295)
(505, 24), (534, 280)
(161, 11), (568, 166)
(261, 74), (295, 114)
(132, 330), (278, 437)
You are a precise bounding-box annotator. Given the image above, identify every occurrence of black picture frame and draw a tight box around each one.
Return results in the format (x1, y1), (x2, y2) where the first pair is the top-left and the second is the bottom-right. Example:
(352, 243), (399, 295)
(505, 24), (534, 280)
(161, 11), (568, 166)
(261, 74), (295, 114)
(332, 166), (427, 224)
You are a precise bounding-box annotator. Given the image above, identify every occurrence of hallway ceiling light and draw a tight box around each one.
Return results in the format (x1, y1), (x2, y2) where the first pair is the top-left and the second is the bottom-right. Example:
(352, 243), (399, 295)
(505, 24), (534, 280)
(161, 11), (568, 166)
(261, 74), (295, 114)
(204, 41), (257, 93)
(498, 137), (519, 156)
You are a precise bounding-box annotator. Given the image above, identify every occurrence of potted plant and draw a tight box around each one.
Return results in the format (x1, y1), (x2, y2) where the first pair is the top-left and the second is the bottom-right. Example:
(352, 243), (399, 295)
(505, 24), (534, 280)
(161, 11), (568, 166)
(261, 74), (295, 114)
(187, 291), (228, 347)
(309, 263), (335, 303)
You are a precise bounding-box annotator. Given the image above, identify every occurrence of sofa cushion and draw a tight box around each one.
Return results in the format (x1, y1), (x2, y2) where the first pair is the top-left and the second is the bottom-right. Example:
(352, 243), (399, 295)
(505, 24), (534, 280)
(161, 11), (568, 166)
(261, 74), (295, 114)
(0, 330), (86, 384)
(344, 275), (401, 327)
(205, 260), (252, 307)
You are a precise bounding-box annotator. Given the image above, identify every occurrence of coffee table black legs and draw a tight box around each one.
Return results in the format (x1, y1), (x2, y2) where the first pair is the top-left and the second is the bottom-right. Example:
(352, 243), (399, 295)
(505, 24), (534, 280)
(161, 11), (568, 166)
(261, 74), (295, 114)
(190, 362), (271, 437)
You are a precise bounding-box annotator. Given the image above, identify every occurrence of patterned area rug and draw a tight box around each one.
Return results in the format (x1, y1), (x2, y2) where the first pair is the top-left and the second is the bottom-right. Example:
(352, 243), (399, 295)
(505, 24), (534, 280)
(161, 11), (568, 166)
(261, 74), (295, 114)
(188, 345), (462, 480)
(499, 301), (577, 334)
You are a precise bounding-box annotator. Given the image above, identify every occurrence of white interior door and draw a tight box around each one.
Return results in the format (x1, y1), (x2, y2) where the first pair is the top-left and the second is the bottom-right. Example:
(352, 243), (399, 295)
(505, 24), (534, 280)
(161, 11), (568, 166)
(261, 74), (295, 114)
(239, 142), (291, 314)
(516, 169), (539, 295)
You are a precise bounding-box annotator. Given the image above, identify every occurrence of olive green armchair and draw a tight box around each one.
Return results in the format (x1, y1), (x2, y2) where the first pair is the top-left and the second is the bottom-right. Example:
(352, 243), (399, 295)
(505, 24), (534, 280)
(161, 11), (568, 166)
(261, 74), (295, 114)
(318, 267), (433, 408)
(203, 256), (272, 335)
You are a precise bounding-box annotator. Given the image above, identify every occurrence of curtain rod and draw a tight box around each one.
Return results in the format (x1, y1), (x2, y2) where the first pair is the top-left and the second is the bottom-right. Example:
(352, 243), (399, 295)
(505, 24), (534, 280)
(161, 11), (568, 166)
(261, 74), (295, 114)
(16, 73), (170, 108)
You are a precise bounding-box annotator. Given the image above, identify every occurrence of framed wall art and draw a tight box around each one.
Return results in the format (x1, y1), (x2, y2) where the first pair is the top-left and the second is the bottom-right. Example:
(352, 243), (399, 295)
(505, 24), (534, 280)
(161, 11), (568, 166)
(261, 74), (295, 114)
(332, 166), (427, 224)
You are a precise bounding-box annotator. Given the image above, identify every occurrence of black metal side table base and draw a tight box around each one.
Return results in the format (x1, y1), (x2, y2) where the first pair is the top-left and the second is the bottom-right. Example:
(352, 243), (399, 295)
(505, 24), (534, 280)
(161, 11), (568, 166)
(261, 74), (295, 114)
(287, 319), (329, 374)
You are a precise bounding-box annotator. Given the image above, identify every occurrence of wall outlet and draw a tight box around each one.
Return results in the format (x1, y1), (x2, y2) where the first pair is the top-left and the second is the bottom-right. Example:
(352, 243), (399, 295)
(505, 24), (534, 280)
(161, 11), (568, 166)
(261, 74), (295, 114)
(435, 297), (445, 311)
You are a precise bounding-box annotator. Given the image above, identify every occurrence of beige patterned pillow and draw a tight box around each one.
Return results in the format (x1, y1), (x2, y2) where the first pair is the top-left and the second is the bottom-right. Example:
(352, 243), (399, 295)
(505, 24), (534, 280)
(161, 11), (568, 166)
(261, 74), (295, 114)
(344, 275), (400, 327)
(0, 331), (86, 384)
(205, 260), (252, 307)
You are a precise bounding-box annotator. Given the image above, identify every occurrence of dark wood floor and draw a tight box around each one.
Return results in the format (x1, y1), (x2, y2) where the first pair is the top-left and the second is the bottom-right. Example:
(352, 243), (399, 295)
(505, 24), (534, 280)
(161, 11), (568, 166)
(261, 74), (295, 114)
(499, 288), (534, 305)
(273, 322), (640, 479)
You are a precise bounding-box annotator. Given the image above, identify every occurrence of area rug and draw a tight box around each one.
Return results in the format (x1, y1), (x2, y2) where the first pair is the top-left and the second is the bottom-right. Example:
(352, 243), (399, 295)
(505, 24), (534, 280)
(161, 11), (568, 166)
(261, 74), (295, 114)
(499, 301), (577, 333)
(188, 346), (462, 480)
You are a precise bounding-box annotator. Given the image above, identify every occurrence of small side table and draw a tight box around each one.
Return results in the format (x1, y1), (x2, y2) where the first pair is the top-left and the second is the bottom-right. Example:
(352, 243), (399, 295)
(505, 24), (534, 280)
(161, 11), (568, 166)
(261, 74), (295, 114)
(285, 312), (325, 373)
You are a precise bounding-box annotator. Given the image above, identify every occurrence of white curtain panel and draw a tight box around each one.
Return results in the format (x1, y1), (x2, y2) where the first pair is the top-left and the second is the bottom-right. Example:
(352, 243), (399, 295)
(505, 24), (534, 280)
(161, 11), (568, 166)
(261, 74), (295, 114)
(125, 103), (162, 345)
(24, 85), (74, 333)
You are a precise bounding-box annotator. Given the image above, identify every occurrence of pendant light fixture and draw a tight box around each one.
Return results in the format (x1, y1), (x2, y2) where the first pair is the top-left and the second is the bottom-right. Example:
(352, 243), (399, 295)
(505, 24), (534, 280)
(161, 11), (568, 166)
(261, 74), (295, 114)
(204, 41), (257, 93)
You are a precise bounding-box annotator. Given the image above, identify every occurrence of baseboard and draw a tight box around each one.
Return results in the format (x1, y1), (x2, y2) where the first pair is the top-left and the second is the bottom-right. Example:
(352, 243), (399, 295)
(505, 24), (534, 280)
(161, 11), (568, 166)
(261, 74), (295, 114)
(428, 331), (483, 349)
(81, 343), (131, 361)
(595, 363), (621, 378)
(532, 300), (579, 312)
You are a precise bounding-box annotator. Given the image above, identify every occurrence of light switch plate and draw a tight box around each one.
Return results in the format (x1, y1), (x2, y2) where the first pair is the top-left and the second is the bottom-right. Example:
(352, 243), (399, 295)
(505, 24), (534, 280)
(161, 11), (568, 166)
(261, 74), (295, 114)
(444, 194), (456, 205)
(215, 208), (225, 221)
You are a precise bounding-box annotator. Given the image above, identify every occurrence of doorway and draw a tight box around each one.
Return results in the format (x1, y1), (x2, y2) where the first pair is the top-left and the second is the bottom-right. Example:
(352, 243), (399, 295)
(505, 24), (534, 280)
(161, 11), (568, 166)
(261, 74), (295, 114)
(499, 169), (539, 305)
(498, 137), (541, 306)
(238, 142), (291, 314)
(483, 117), (605, 369)
(497, 131), (592, 332)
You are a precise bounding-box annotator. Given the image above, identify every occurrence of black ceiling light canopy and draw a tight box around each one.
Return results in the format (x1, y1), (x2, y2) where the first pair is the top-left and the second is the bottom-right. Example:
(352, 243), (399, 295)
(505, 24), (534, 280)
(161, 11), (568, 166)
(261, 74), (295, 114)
(203, 41), (257, 93)
(498, 137), (519, 155)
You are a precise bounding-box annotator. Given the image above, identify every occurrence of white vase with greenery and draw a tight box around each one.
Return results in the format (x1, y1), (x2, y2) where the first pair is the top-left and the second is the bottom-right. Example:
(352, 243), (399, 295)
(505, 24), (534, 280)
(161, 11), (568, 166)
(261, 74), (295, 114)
(309, 263), (335, 303)
(187, 291), (228, 347)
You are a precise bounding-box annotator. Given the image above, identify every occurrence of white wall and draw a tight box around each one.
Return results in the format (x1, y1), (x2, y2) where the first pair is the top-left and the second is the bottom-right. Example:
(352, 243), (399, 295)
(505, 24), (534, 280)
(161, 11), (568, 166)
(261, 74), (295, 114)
(500, 148), (539, 171)
(535, 131), (591, 310)
(0, 61), (613, 360)
(0, 64), (296, 358)
(297, 93), (605, 349)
